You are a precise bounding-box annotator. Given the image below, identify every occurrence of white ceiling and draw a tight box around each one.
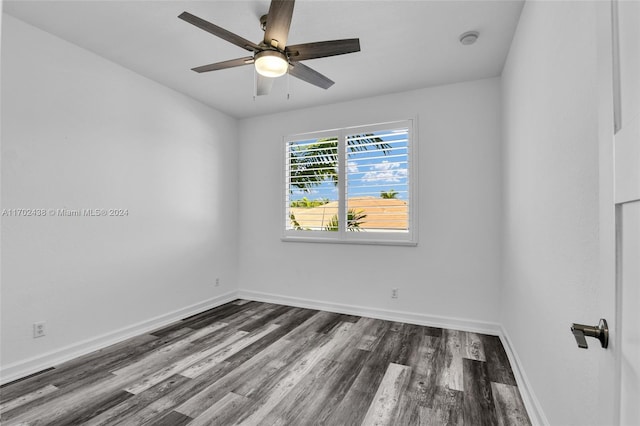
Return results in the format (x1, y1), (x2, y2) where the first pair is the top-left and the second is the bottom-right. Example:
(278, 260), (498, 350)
(3, 0), (524, 119)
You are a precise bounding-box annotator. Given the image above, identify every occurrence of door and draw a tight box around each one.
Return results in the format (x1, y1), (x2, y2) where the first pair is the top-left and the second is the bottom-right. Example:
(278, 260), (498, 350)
(597, 1), (640, 425)
(613, 1), (640, 423)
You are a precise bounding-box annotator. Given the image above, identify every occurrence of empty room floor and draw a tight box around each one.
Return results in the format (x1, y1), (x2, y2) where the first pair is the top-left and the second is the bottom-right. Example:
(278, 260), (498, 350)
(0, 301), (531, 425)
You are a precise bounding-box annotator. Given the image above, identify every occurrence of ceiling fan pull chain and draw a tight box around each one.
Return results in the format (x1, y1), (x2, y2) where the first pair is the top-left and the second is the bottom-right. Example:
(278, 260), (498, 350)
(253, 68), (257, 101)
(287, 71), (291, 100)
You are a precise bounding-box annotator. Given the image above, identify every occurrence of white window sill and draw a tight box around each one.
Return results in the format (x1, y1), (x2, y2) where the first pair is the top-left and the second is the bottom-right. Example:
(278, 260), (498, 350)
(281, 236), (418, 247)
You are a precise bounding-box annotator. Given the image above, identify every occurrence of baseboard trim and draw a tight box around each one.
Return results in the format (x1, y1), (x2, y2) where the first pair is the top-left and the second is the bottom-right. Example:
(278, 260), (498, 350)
(0, 291), (238, 385)
(500, 326), (549, 426)
(237, 289), (502, 336)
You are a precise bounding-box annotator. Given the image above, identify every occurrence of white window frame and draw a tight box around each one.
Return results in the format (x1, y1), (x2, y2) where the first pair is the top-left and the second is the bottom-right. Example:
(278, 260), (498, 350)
(282, 119), (418, 246)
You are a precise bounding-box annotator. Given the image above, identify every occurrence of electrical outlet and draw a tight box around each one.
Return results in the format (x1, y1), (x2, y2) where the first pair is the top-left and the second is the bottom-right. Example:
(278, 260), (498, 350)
(33, 322), (46, 338)
(215, 278), (220, 287)
(391, 288), (399, 299)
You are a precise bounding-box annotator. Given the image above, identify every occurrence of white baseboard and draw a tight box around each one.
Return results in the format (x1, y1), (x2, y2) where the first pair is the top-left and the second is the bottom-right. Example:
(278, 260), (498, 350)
(500, 326), (550, 426)
(237, 289), (502, 336)
(0, 291), (238, 385)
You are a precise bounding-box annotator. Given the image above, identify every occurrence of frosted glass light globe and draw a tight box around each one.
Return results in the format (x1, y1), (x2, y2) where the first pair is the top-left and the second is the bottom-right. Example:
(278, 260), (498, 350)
(255, 50), (288, 78)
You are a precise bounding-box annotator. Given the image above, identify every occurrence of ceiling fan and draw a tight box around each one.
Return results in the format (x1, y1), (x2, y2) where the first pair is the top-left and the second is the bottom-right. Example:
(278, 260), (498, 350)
(179, 0), (360, 96)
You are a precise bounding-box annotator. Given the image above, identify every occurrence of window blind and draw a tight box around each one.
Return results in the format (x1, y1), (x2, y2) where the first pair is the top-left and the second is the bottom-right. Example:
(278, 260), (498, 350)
(346, 129), (410, 233)
(284, 120), (416, 245)
(286, 136), (339, 231)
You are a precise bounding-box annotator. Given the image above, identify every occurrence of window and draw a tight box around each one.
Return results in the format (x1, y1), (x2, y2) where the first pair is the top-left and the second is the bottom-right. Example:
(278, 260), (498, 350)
(283, 119), (416, 245)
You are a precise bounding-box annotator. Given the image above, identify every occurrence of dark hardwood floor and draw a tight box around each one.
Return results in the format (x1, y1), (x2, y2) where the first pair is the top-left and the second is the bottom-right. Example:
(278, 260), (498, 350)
(0, 300), (531, 425)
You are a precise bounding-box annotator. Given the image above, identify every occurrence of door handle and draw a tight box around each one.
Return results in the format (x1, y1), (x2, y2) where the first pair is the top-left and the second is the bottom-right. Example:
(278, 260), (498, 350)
(570, 318), (609, 349)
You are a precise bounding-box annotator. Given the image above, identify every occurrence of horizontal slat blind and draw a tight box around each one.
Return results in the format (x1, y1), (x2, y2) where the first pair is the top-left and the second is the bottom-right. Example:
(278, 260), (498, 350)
(346, 128), (410, 232)
(284, 120), (415, 245)
(286, 136), (340, 231)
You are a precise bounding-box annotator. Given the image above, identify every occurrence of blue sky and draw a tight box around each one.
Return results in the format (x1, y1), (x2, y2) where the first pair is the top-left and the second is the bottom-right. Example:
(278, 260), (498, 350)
(289, 129), (409, 202)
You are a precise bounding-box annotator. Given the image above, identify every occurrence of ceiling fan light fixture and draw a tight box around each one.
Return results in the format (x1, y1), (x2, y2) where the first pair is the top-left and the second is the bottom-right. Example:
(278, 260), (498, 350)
(254, 50), (289, 78)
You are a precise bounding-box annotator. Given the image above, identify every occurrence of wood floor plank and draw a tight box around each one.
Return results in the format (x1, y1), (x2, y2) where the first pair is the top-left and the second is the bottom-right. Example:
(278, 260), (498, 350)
(0, 331), (164, 403)
(313, 312), (346, 334)
(0, 384), (58, 415)
(111, 323), (228, 379)
(187, 302), (274, 343)
(83, 374), (192, 426)
(361, 362), (412, 426)
(463, 332), (486, 361)
(431, 386), (464, 426)
(101, 367), (232, 426)
(423, 325), (444, 338)
(229, 357), (292, 399)
(257, 357), (342, 425)
(356, 317), (392, 351)
(124, 330), (250, 394)
(187, 391), (251, 426)
(49, 334), (163, 389)
(491, 382), (532, 426)
(256, 326), (377, 426)
(2, 373), (124, 424)
(234, 322), (356, 425)
(481, 334), (517, 386)
(130, 322), (314, 424)
(394, 393), (434, 425)
(463, 358), (497, 426)
(0, 368), (56, 403)
(2, 325), (228, 425)
(174, 323), (332, 418)
(300, 348), (371, 424)
(222, 307), (320, 365)
(154, 301), (254, 336)
(394, 330), (441, 415)
(278, 310), (338, 341)
(440, 329), (464, 391)
(1, 301), (532, 426)
(184, 300), (252, 325)
(151, 409), (194, 426)
(391, 323), (423, 366)
(239, 304), (293, 332)
(134, 313), (329, 423)
(324, 323), (405, 425)
(1, 370), (116, 425)
(46, 390), (133, 426)
(0, 369), (117, 423)
(179, 324), (279, 380)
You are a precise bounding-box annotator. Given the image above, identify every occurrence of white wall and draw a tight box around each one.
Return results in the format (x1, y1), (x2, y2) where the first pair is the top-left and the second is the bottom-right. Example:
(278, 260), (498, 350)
(501, 2), (600, 425)
(237, 78), (503, 326)
(1, 15), (239, 373)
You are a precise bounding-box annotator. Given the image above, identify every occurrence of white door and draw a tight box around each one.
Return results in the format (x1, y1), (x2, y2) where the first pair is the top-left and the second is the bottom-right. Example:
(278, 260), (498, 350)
(614, 1), (640, 423)
(597, 1), (640, 425)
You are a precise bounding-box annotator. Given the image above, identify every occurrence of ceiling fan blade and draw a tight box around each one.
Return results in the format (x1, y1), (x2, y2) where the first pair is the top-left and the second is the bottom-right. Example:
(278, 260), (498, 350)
(179, 12), (260, 52)
(192, 57), (254, 73)
(288, 62), (334, 90)
(256, 74), (274, 96)
(263, 0), (295, 49)
(286, 39), (360, 62)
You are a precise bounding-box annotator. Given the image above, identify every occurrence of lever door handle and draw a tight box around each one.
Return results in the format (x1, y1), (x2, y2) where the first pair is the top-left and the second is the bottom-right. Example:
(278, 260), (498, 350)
(570, 319), (609, 349)
(571, 327), (589, 348)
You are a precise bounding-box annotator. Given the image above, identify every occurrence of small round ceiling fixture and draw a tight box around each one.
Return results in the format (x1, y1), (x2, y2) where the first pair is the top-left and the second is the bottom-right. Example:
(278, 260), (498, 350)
(459, 31), (479, 45)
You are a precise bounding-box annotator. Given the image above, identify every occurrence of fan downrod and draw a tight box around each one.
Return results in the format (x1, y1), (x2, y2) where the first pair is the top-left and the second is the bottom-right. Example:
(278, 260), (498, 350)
(260, 14), (268, 32)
